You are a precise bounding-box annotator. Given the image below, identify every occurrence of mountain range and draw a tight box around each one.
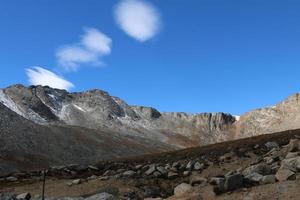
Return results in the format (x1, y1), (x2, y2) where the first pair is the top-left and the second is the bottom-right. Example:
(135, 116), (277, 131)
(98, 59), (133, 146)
(1, 84), (300, 175)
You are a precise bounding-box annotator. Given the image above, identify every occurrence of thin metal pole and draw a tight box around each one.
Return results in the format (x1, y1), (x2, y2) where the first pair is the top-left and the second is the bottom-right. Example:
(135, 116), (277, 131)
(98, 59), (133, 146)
(42, 170), (46, 200)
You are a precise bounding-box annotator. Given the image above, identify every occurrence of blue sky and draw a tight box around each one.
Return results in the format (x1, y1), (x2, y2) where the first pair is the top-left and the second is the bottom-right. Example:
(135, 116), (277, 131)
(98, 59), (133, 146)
(1, 0), (300, 115)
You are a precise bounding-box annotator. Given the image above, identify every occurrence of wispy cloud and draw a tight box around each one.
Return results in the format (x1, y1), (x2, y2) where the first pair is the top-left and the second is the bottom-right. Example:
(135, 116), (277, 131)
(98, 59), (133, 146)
(114, 0), (161, 42)
(26, 67), (74, 90)
(56, 28), (112, 71)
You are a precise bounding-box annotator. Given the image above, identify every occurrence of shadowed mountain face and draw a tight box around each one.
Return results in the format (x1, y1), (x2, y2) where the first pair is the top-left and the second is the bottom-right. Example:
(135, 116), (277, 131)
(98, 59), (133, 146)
(1, 84), (300, 175)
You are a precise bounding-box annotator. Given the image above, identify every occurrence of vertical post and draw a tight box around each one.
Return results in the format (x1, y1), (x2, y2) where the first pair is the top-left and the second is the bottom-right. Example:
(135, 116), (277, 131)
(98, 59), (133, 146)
(42, 170), (46, 200)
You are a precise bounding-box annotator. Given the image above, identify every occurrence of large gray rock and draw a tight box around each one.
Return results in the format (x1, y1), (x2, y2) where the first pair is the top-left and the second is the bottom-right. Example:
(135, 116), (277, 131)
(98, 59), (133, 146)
(224, 173), (243, 191)
(85, 193), (115, 200)
(245, 172), (263, 183)
(280, 157), (300, 172)
(242, 163), (272, 176)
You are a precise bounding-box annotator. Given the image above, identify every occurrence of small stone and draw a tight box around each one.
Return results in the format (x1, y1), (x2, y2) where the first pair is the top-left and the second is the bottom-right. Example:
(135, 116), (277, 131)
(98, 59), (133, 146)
(153, 171), (162, 178)
(186, 161), (194, 170)
(145, 165), (156, 176)
(183, 171), (190, 176)
(190, 175), (207, 186)
(156, 166), (167, 175)
(172, 162), (181, 169)
(16, 193), (31, 200)
(123, 170), (136, 177)
(167, 172), (179, 179)
(265, 141), (279, 150)
(174, 183), (192, 196)
(99, 176), (109, 181)
(103, 170), (113, 176)
(87, 175), (98, 181)
(193, 162), (205, 170)
(6, 176), (18, 182)
(88, 165), (99, 171)
(135, 164), (143, 170)
(260, 175), (276, 184)
(219, 152), (235, 162)
(72, 179), (82, 185)
(116, 169), (125, 173)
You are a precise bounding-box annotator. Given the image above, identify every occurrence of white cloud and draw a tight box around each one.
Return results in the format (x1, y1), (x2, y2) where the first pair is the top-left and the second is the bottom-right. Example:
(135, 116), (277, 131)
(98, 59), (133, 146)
(114, 0), (161, 42)
(26, 67), (74, 90)
(56, 28), (112, 71)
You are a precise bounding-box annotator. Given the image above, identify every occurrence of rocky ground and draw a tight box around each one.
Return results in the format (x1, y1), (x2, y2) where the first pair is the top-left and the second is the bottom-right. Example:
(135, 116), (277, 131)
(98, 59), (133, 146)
(0, 129), (300, 200)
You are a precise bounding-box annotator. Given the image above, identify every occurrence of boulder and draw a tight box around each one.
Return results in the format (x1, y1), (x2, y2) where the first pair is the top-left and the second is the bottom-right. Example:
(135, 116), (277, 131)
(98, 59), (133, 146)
(174, 183), (192, 196)
(85, 192), (115, 200)
(224, 173), (243, 191)
(280, 157), (300, 172)
(275, 168), (296, 181)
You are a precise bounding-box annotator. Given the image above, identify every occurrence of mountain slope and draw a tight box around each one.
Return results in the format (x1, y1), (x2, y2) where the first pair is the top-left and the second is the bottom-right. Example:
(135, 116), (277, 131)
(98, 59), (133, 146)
(0, 102), (175, 176)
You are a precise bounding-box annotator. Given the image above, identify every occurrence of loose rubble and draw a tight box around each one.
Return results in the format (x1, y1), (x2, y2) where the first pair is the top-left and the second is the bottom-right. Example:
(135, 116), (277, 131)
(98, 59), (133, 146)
(1, 137), (300, 199)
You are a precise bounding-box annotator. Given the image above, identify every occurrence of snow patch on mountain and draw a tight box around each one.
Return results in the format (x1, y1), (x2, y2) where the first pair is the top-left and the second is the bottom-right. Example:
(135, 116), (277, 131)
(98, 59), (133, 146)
(73, 104), (86, 112)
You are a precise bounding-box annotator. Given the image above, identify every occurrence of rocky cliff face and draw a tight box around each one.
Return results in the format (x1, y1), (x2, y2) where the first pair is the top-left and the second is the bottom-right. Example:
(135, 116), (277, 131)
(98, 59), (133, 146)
(0, 84), (237, 148)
